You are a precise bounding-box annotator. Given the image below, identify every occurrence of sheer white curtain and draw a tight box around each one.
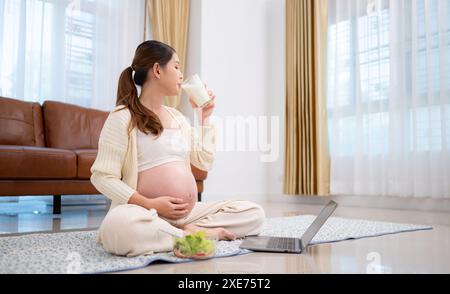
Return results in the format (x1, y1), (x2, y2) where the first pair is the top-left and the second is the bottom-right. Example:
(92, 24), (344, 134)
(0, 0), (145, 111)
(327, 0), (450, 198)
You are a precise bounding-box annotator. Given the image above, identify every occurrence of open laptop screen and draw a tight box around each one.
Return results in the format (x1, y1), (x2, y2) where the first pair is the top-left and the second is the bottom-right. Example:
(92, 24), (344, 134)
(300, 200), (338, 249)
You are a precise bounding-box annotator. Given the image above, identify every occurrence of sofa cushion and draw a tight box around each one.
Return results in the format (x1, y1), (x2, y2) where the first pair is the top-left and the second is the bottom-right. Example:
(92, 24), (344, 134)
(74, 149), (97, 179)
(0, 97), (45, 147)
(0, 145), (76, 179)
(42, 101), (108, 150)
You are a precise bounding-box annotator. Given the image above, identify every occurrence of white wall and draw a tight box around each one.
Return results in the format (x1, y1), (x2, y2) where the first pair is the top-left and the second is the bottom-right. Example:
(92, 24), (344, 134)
(184, 0), (285, 203)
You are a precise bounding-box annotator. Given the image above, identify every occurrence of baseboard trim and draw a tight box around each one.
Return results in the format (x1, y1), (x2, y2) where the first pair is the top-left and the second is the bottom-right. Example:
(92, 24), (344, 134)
(200, 193), (269, 203)
(268, 194), (450, 213)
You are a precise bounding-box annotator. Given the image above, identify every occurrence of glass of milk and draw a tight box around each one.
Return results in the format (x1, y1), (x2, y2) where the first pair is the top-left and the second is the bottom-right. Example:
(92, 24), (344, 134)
(181, 74), (212, 108)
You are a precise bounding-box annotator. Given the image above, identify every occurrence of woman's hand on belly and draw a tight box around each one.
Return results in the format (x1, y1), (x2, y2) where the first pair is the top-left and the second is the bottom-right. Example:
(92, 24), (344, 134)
(150, 196), (190, 220)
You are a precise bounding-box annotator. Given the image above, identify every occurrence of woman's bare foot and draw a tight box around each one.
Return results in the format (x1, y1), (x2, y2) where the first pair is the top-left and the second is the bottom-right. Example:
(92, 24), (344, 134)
(183, 224), (236, 241)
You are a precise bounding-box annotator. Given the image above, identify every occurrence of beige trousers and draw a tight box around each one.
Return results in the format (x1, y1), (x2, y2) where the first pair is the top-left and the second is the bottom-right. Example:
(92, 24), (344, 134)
(98, 200), (265, 256)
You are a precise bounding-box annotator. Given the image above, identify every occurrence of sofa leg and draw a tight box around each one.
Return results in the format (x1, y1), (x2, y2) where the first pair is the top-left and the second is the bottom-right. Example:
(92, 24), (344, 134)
(53, 195), (61, 214)
(197, 192), (202, 202)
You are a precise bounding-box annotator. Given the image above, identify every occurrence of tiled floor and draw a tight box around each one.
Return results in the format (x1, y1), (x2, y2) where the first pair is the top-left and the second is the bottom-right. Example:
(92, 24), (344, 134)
(1, 197), (449, 273)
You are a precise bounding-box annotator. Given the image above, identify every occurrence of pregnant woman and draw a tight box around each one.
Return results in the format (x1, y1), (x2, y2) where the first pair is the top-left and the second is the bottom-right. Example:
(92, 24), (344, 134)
(90, 40), (265, 256)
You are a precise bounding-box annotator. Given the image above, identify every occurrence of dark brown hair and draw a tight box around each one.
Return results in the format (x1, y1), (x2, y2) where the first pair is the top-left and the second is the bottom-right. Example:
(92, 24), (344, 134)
(116, 40), (176, 136)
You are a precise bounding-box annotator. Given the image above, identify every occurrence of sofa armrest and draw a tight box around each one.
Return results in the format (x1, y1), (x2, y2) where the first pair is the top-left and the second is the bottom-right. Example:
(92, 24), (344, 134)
(191, 164), (208, 181)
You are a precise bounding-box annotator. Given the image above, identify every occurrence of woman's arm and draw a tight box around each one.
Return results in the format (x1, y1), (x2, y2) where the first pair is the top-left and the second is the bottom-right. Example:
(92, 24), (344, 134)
(128, 191), (155, 209)
(90, 108), (138, 205)
(189, 92), (217, 171)
(128, 193), (189, 219)
(171, 89), (217, 171)
(188, 122), (216, 171)
(170, 107), (216, 171)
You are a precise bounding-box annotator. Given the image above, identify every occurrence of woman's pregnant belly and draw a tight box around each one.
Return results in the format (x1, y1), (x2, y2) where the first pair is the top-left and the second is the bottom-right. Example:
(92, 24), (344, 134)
(137, 161), (198, 215)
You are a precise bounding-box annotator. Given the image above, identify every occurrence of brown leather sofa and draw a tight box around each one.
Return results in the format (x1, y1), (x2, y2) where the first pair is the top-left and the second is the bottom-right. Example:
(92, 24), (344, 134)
(0, 96), (207, 214)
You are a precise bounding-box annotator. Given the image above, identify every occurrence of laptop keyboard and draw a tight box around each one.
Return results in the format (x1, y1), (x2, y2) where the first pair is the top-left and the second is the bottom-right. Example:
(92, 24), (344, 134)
(267, 237), (297, 250)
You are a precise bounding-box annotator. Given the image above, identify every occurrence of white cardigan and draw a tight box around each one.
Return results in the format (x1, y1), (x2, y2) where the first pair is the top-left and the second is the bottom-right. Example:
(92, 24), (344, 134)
(90, 105), (216, 211)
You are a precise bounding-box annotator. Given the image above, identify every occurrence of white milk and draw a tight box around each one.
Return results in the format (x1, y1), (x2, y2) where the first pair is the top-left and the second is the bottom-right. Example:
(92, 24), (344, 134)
(181, 74), (211, 107)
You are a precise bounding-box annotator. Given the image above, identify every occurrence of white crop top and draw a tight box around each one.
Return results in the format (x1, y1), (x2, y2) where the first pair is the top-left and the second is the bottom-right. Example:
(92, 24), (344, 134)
(136, 127), (189, 172)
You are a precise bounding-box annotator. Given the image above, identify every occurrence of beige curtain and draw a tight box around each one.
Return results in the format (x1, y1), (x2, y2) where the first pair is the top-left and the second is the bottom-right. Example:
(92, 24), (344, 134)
(284, 0), (330, 196)
(146, 0), (190, 108)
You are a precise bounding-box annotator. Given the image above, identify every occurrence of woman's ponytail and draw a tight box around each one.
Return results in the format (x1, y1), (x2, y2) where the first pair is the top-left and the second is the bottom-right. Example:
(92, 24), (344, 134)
(116, 65), (163, 137)
(116, 66), (138, 106)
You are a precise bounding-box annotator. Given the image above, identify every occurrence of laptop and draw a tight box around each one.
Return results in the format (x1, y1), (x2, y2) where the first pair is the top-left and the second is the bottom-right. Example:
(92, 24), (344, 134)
(239, 200), (338, 253)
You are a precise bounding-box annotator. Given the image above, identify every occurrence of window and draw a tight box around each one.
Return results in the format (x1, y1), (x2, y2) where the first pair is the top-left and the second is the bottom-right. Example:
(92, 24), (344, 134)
(327, 0), (450, 155)
(0, 0), (145, 110)
(65, 3), (95, 106)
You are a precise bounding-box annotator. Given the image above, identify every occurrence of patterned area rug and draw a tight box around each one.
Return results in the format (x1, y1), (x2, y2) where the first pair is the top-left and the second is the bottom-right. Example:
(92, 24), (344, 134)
(0, 215), (432, 274)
